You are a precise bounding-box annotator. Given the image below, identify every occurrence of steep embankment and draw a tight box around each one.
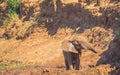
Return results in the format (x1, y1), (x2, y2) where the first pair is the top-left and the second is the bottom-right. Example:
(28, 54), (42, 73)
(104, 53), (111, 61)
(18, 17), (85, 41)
(0, 0), (120, 75)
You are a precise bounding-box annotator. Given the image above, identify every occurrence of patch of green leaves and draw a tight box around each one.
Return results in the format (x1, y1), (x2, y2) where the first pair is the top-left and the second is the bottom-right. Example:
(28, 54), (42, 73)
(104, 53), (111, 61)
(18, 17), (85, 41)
(115, 17), (120, 27)
(0, 60), (30, 70)
(114, 32), (120, 40)
(49, 0), (53, 5)
(4, 0), (20, 22)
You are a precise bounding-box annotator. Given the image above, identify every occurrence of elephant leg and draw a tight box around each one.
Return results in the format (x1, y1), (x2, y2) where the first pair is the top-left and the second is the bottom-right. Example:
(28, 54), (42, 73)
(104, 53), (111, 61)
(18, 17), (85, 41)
(67, 52), (73, 70)
(71, 53), (76, 70)
(65, 58), (69, 70)
(63, 51), (69, 70)
(74, 53), (80, 70)
(72, 61), (76, 70)
(63, 51), (73, 70)
(70, 52), (80, 70)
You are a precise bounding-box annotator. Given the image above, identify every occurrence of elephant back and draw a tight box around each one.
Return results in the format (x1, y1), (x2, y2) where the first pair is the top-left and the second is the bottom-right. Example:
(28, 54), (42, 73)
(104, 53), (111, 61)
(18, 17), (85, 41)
(61, 40), (79, 53)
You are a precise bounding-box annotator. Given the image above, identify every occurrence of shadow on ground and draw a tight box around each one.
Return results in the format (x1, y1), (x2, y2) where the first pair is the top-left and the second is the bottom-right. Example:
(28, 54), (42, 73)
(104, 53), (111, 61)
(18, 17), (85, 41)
(96, 37), (120, 75)
(38, 0), (120, 35)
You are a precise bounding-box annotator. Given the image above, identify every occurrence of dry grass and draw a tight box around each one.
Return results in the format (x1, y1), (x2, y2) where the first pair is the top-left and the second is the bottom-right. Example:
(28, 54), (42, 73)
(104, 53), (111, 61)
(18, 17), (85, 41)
(99, 0), (110, 7)
(3, 14), (37, 39)
(0, 60), (30, 70)
(16, 19), (36, 39)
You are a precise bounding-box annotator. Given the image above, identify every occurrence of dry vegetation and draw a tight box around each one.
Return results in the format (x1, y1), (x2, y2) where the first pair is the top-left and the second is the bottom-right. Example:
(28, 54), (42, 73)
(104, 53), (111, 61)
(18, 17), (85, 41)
(0, 0), (120, 75)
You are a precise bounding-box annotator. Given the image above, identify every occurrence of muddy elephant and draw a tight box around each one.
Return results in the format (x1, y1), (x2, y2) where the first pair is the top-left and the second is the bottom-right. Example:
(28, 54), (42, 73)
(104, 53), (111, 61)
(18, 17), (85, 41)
(61, 36), (97, 70)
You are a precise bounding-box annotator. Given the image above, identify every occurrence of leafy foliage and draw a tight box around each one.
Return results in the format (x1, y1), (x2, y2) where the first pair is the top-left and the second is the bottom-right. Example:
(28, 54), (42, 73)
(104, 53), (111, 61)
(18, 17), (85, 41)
(115, 17), (120, 27)
(0, 60), (30, 70)
(114, 17), (120, 39)
(3, 0), (37, 40)
(16, 19), (36, 40)
(4, 0), (20, 22)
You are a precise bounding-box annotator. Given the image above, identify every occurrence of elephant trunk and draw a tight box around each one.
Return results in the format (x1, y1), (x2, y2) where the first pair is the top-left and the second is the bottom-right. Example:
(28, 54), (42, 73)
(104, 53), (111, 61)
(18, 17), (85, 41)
(72, 36), (97, 53)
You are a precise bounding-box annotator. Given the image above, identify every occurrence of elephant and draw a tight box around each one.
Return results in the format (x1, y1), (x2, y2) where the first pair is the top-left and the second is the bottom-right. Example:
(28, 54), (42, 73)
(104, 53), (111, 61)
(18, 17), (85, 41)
(61, 36), (97, 70)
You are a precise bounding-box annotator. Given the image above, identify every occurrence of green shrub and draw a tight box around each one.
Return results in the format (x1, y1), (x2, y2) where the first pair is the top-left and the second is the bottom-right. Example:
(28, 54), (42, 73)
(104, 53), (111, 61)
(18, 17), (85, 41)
(16, 19), (36, 40)
(49, 0), (53, 5)
(0, 60), (30, 70)
(4, 0), (20, 22)
(115, 17), (120, 27)
(114, 17), (120, 39)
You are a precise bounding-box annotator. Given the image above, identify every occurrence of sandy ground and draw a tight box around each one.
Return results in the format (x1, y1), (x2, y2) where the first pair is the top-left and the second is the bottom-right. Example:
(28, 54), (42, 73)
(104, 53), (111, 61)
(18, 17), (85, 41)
(0, 0), (120, 75)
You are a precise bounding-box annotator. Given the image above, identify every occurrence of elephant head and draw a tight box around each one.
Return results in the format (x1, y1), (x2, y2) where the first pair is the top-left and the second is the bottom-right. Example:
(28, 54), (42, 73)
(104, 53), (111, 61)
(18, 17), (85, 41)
(71, 36), (97, 53)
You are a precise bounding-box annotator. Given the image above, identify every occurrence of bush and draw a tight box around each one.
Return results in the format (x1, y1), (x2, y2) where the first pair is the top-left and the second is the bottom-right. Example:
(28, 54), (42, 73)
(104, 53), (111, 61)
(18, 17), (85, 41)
(115, 17), (120, 27)
(4, 0), (20, 22)
(115, 17), (120, 38)
(16, 19), (36, 40)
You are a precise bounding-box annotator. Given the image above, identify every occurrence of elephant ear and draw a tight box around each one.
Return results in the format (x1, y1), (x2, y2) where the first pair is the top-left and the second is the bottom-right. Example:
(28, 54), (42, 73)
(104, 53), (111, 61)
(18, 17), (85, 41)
(72, 36), (97, 53)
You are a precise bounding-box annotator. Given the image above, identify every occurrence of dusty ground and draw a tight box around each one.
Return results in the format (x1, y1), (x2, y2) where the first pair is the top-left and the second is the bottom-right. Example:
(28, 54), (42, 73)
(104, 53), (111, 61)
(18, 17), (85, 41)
(0, 27), (116, 75)
(0, 0), (120, 75)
